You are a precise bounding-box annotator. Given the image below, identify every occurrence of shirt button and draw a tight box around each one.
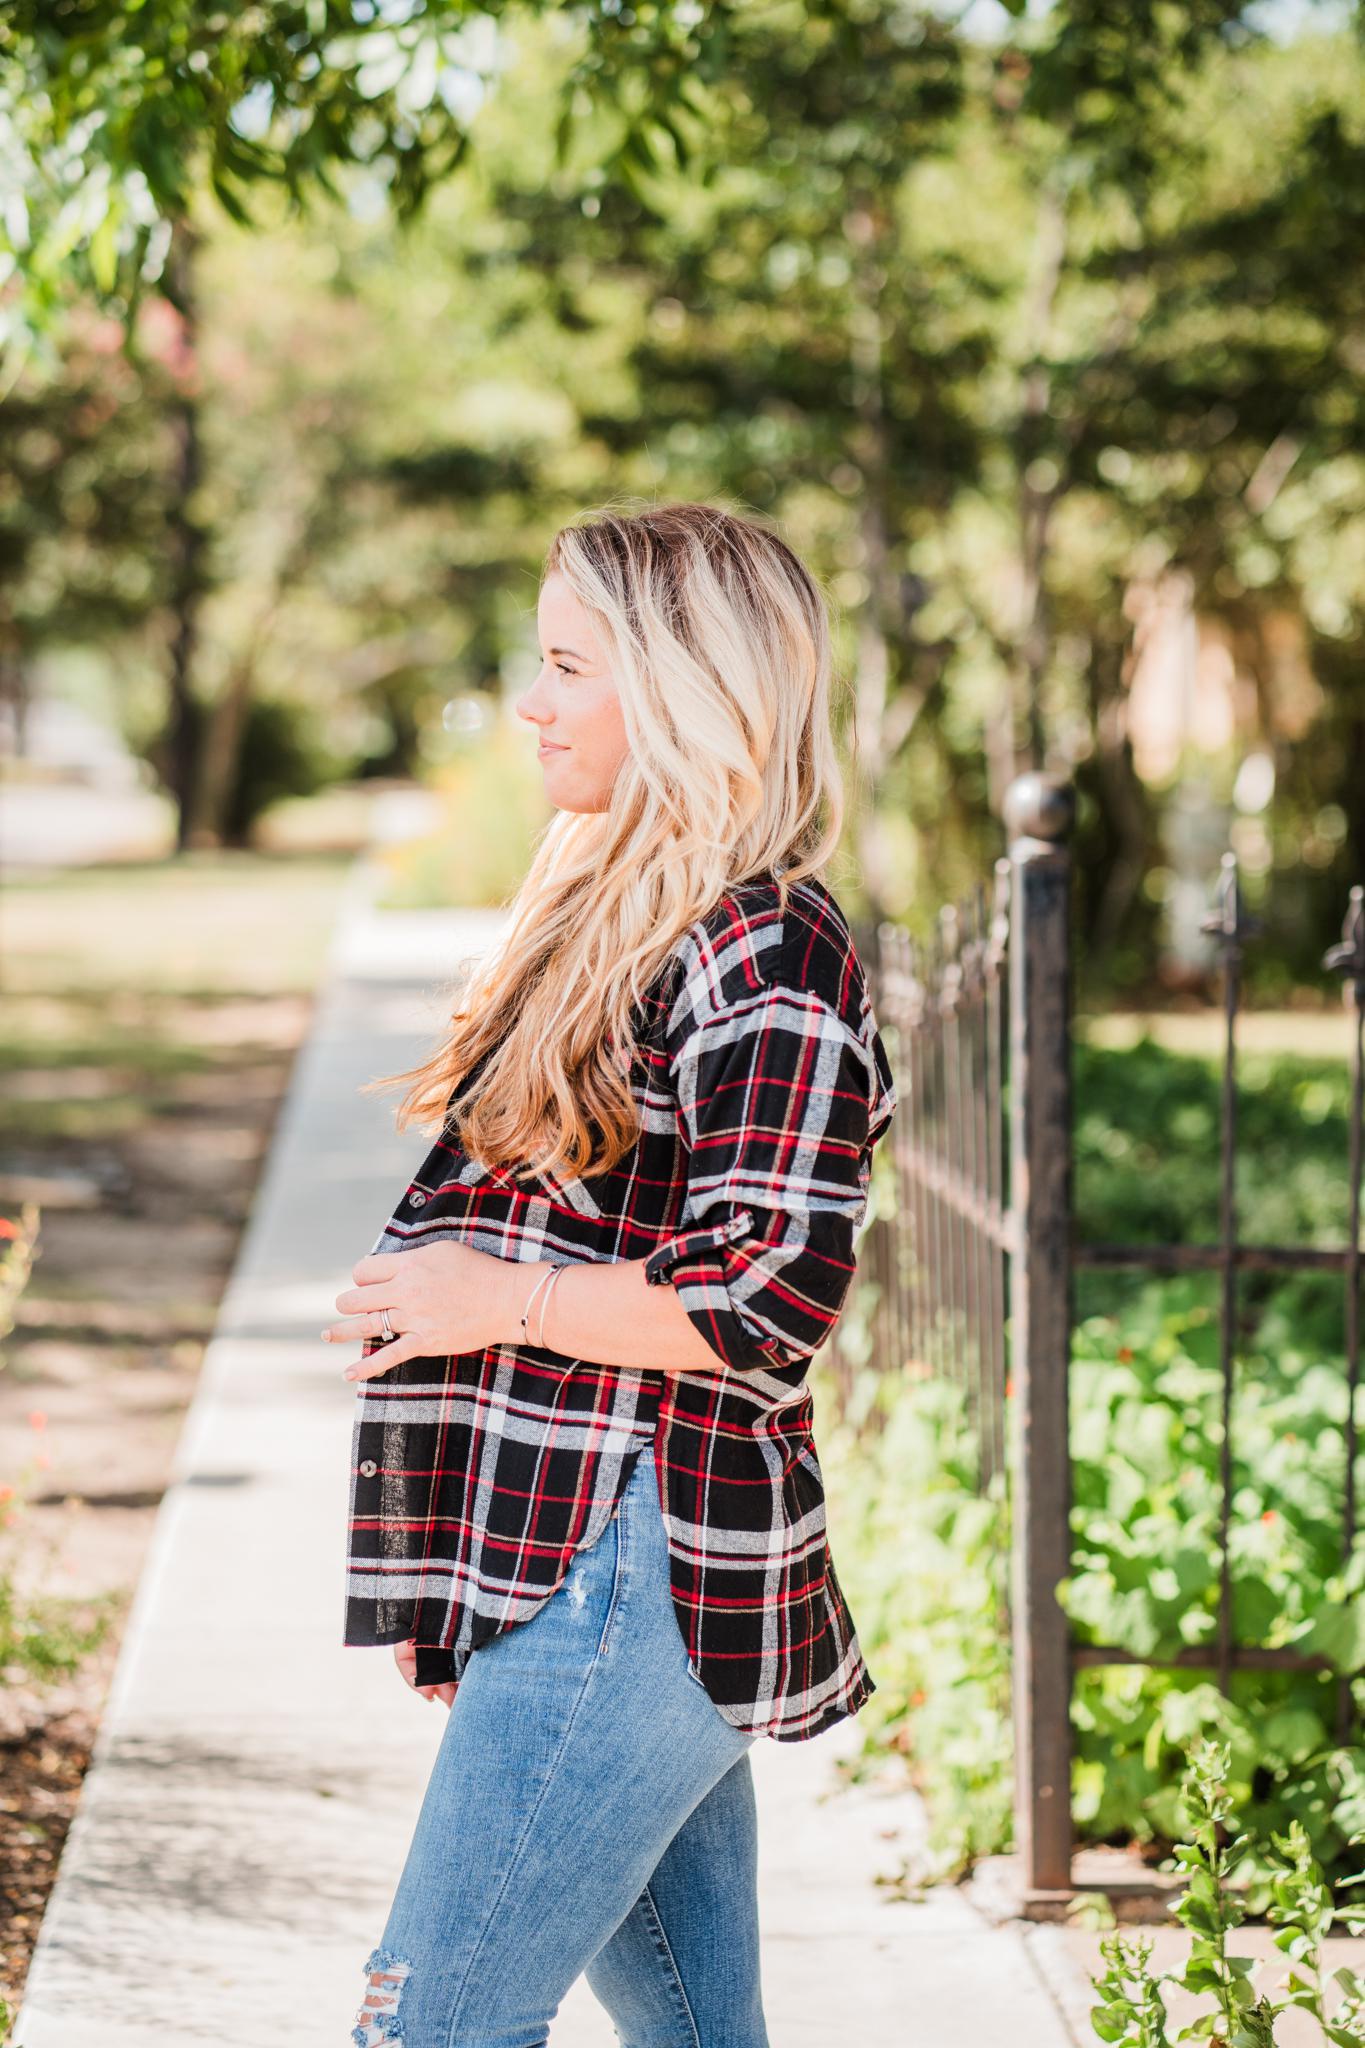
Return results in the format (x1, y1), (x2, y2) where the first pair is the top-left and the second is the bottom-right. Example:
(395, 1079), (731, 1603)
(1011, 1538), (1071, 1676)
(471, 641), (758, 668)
(359, 1459), (378, 1477)
(409, 1190), (427, 1208)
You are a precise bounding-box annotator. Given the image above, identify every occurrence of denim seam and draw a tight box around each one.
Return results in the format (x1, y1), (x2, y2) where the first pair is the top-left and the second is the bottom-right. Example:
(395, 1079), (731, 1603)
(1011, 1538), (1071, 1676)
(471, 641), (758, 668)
(638, 1880), (702, 2048)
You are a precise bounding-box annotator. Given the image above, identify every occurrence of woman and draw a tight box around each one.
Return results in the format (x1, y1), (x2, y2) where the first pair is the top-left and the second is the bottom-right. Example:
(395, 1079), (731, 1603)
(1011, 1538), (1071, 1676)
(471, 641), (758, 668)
(322, 502), (898, 2048)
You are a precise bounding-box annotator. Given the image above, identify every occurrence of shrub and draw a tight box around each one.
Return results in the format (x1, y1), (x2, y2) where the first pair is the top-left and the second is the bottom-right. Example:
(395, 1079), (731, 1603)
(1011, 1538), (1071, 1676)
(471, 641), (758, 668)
(1088, 1734), (1365, 2046)
(812, 1348), (1014, 1885)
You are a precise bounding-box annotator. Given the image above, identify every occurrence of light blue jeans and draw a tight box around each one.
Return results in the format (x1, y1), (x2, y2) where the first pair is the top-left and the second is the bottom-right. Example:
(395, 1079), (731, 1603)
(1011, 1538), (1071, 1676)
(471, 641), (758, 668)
(352, 1448), (770, 2048)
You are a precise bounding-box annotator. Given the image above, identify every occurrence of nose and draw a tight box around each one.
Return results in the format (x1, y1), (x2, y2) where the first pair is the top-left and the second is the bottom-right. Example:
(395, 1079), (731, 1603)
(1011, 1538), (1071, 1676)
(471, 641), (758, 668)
(515, 675), (551, 727)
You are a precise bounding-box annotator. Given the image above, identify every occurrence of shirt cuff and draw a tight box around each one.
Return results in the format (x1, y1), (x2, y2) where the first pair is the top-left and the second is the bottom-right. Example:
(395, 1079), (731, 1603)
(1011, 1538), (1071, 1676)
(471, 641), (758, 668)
(643, 1206), (792, 1373)
(413, 1642), (458, 1689)
(642, 1205), (756, 1278)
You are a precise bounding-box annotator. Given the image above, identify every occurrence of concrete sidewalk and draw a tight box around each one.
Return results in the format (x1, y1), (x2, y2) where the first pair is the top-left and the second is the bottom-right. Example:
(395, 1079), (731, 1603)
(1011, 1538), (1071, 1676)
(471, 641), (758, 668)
(14, 853), (1081, 2047)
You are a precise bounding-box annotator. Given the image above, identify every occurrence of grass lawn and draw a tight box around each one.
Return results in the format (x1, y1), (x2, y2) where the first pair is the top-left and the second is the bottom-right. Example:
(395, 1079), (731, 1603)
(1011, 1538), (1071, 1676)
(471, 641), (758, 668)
(2, 849), (354, 999)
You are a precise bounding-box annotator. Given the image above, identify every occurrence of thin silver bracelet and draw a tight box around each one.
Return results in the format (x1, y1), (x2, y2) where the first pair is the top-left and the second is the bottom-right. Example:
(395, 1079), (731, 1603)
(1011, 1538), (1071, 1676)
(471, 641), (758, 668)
(518, 1264), (556, 1344)
(534, 1262), (568, 1349)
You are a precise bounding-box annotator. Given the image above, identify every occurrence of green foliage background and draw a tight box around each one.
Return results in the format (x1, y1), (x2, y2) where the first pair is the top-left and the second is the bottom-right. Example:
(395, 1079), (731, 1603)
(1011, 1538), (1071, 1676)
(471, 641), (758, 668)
(821, 1034), (1365, 1904)
(3, 4), (1365, 981)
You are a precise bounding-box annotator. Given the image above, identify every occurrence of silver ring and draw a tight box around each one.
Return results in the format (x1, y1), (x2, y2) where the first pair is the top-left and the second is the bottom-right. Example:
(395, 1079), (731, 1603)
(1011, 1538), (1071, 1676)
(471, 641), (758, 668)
(379, 1306), (396, 1343)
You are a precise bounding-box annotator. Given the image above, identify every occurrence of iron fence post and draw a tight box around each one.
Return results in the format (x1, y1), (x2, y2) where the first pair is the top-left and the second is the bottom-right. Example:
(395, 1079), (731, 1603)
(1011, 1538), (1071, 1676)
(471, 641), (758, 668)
(1004, 770), (1076, 1900)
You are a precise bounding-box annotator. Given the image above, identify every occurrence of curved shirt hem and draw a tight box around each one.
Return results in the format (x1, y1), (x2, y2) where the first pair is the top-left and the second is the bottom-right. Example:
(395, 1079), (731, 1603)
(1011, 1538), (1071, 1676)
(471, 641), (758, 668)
(725, 1666), (879, 1744)
(345, 1425), (877, 1742)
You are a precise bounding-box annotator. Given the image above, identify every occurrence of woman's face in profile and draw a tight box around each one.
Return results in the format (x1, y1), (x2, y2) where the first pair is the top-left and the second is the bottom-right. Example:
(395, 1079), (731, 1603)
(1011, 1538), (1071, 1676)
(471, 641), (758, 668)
(517, 571), (631, 815)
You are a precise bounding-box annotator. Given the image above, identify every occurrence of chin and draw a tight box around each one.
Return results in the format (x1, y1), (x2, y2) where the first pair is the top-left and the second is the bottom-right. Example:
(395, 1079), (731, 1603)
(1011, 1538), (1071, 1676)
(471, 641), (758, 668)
(551, 796), (610, 817)
(543, 766), (609, 813)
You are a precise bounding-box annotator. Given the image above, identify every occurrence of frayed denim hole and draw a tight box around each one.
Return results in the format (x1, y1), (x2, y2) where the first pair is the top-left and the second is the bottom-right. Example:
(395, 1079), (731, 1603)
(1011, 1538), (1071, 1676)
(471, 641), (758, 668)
(352, 1945), (412, 2047)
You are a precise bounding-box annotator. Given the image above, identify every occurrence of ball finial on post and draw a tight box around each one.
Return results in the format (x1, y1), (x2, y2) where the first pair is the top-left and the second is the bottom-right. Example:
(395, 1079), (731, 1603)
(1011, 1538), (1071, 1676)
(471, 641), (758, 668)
(1004, 772), (1075, 846)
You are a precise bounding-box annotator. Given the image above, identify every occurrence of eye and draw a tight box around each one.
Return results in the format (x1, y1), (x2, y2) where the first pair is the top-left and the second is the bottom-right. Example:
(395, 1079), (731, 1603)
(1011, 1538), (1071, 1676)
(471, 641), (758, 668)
(555, 662), (579, 677)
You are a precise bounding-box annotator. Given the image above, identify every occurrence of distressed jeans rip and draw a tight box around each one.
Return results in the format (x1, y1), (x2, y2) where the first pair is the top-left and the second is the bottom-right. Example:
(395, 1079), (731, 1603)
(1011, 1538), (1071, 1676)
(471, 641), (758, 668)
(351, 1944), (412, 2046)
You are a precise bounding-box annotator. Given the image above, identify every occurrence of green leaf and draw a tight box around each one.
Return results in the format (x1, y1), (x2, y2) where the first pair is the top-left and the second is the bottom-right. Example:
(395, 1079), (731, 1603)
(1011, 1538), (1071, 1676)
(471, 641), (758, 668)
(1300, 1595), (1365, 1674)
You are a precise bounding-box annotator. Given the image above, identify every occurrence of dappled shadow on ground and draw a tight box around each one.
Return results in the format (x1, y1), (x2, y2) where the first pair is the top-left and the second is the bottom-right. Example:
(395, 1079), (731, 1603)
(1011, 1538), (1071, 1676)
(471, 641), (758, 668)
(34, 1721), (421, 1974)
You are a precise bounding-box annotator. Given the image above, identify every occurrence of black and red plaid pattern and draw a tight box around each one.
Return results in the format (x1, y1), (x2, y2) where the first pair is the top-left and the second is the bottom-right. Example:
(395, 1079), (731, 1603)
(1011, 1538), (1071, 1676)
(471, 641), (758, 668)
(342, 871), (897, 1740)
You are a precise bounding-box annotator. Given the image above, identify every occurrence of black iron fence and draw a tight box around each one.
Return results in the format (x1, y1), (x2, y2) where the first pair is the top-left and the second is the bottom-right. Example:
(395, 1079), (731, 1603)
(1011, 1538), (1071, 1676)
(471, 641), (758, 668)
(852, 771), (1365, 1908)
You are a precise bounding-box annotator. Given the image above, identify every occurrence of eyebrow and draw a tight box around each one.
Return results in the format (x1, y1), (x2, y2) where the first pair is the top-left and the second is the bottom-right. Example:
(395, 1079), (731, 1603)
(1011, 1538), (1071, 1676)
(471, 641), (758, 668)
(549, 646), (589, 661)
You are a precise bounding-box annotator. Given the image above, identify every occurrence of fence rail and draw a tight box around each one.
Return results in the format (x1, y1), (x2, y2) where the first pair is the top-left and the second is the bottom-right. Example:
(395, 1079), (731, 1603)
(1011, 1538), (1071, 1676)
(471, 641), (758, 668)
(855, 771), (1365, 1907)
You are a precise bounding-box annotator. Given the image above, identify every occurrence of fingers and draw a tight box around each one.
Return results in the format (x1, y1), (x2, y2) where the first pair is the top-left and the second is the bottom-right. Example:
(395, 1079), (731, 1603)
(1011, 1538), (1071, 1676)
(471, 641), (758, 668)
(321, 1310), (388, 1343)
(332, 1283), (400, 1317)
(352, 1253), (400, 1283)
(342, 1337), (419, 1382)
(395, 1641), (457, 1707)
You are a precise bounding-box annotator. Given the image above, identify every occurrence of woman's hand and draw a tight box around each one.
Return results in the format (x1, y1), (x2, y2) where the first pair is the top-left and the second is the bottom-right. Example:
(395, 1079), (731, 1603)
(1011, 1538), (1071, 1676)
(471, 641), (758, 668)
(393, 1638), (458, 1708)
(322, 1241), (527, 1380)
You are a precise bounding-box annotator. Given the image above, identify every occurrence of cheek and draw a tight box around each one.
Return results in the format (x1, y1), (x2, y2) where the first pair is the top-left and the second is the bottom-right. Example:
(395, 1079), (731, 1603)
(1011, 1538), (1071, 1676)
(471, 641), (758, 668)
(583, 691), (631, 771)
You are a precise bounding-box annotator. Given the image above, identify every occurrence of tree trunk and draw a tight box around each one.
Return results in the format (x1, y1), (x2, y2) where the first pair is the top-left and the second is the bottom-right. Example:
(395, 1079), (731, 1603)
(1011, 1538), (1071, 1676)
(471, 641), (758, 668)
(160, 217), (207, 854)
(846, 203), (898, 924)
(1004, 181), (1068, 793)
(190, 656), (255, 847)
(0, 623), (28, 757)
(1087, 626), (1152, 956)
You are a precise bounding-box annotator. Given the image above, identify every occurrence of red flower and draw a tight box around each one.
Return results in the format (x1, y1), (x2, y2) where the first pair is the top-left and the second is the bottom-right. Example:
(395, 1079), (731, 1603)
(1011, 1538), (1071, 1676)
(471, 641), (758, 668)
(1005, 1377), (1015, 1399)
(1117, 1346), (1134, 1364)
(0, 1218), (16, 1239)
(1261, 1508), (1277, 1525)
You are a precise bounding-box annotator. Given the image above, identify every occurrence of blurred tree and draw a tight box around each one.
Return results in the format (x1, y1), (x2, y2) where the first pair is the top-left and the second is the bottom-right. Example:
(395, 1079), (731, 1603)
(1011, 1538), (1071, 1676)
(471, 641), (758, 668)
(0, 0), (734, 350)
(0, 0), (734, 846)
(0, 311), (168, 754)
(431, 0), (1358, 937)
(1003, 23), (1365, 973)
(3, 0), (1363, 985)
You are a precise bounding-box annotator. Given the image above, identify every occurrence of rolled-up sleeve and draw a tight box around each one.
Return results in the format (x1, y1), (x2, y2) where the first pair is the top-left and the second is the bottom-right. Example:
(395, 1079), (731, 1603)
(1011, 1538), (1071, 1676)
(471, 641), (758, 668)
(643, 982), (897, 1373)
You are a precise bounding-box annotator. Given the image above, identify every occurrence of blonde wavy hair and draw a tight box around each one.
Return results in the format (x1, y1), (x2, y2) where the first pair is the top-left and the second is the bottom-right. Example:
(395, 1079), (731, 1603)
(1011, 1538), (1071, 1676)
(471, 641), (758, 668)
(363, 499), (850, 1181)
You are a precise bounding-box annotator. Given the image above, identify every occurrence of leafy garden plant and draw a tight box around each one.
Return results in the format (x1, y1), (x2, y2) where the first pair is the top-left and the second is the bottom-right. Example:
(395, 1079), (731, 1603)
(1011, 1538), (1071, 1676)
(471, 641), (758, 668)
(1064, 1288), (1365, 1899)
(819, 1032), (1365, 1895)
(811, 1345), (1015, 1885)
(1090, 1734), (1365, 2046)
(819, 1276), (1365, 1895)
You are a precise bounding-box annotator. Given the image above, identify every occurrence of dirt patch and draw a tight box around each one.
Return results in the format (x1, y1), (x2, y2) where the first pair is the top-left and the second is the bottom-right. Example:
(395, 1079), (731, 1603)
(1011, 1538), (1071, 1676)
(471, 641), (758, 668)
(0, 991), (311, 2017)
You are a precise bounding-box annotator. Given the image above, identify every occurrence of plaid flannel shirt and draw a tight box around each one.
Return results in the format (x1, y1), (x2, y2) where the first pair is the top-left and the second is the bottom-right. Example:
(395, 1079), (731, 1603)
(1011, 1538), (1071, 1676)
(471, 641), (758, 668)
(342, 872), (898, 1740)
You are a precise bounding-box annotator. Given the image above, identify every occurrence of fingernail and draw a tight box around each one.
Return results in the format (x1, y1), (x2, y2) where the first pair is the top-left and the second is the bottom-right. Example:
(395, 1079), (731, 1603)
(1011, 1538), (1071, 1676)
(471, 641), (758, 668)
(320, 1330), (331, 1341)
